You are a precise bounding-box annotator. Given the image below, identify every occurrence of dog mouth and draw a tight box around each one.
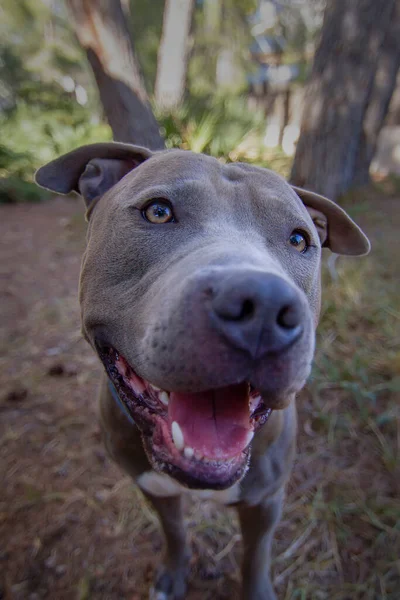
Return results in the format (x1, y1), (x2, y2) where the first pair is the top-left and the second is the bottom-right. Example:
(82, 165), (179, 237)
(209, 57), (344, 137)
(100, 346), (272, 489)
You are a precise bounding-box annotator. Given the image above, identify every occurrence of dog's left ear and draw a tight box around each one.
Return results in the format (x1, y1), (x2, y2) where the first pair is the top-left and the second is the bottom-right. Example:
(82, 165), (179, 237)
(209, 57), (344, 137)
(35, 142), (153, 209)
(292, 186), (371, 256)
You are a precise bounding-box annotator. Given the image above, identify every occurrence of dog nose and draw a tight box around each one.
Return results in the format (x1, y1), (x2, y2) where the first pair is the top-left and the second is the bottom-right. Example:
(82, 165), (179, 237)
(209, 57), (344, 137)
(210, 272), (304, 358)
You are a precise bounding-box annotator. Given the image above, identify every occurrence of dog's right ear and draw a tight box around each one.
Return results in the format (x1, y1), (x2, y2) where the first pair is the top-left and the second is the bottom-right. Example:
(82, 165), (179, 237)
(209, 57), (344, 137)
(35, 142), (153, 209)
(292, 185), (371, 256)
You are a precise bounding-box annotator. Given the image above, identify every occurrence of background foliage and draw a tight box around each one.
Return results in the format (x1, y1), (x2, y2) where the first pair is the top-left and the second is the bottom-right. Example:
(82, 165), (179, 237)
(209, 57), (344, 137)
(0, 0), (322, 202)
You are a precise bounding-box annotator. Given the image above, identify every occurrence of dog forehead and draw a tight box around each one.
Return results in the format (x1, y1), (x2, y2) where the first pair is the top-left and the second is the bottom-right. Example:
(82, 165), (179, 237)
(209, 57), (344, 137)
(120, 149), (305, 216)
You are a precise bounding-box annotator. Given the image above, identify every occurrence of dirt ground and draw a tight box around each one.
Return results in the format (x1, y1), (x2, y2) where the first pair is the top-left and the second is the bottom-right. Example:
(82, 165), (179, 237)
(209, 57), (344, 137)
(0, 190), (399, 600)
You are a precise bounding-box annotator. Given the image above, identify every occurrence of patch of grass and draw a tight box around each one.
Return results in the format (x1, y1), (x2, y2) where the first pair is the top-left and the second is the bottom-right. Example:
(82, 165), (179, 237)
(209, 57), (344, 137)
(287, 191), (400, 598)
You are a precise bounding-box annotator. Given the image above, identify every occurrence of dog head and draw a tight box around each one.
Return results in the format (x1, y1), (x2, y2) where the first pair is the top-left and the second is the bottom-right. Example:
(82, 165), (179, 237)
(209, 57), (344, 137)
(36, 143), (370, 489)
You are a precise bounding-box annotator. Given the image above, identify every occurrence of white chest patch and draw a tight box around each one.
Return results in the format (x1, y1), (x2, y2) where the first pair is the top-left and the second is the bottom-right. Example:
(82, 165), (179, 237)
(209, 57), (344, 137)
(137, 470), (241, 504)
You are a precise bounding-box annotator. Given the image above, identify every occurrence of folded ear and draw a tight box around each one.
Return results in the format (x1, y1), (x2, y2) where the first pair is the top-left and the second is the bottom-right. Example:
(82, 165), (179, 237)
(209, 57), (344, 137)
(292, 186), (371, 256)
(35, 142), (153, 209)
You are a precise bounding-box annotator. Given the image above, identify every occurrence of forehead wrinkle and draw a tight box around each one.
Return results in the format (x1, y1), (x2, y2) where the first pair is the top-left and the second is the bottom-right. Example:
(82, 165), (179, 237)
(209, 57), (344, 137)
(151, 150), (219, 178)
(276, 186), (316, 230)
(248, 174), (308, 218)
(127, 151), (221, 192)
(219, 174), (313, 237)
(125, 179), (213, 207)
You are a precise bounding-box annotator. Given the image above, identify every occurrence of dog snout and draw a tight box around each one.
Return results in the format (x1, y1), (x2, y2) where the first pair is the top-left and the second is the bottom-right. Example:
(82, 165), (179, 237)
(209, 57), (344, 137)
(209, 272), (304, 358)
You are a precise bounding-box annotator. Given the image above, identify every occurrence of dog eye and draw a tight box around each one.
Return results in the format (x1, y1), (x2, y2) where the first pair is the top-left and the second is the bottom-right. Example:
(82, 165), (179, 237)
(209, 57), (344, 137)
(142, 200), (175, 224)
(289, 230), (308, 253)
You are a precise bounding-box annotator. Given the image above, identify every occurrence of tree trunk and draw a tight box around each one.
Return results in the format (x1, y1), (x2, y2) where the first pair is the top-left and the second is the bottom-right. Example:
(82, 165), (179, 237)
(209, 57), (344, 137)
(279, 90), (290, 147)
(67, 0), (164, 150)
(353, 1), (400, 186)
(155, 0), (194, 111)
(290, 0), (399, 201)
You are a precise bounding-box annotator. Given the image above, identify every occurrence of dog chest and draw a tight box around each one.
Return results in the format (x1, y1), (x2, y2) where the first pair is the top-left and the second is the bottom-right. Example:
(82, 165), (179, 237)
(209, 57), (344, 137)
(137, 470), (241, 504)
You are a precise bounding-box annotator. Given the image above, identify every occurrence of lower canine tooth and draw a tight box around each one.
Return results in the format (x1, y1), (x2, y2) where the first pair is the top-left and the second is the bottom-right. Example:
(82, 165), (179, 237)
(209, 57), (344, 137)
(249, 394), (262, 412)
(184, 446), (194, 459)
(172, 421), (184, 451)
(159, 391), (169, 406)
(245, 431), (254, 446)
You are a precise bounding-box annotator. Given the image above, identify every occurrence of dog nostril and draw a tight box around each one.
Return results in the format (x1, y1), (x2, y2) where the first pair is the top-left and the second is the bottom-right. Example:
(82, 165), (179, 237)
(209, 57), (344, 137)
(203, 286), (214, 299)
(277, 304), (301, 329)
(214, 296), (256, 321)
(227, 298), (255, 321)
(240, 299), (255, 320)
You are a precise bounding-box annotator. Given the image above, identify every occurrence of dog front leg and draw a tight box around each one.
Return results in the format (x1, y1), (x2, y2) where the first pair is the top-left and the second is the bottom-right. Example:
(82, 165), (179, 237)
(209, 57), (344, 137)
(144, 493), (190, 600)
(238, 488), (284, 600)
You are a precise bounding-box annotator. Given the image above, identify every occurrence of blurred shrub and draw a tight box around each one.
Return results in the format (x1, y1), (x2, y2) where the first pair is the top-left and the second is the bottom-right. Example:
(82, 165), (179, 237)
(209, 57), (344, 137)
(0, 145), (43, 203)
(157, 95), (294, 181)
(0, 174), (50, 204)
(1, 91), (289, 203)
(0, 3), (110, 203)
(157, 95), (265, 160)
(0, 103), (110, 203)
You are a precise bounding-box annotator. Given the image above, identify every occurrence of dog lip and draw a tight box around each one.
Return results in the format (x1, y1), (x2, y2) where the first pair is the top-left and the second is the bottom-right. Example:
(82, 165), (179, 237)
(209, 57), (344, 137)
(145, 437), (251, 490)
(98, 344), (273, 485)
(98, 344), (272, 414)
(94, 335), (112, 354)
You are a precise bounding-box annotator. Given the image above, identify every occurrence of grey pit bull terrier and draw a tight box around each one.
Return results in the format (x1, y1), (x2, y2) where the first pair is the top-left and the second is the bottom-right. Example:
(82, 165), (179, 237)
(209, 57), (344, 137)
(36, 143), (370, 600)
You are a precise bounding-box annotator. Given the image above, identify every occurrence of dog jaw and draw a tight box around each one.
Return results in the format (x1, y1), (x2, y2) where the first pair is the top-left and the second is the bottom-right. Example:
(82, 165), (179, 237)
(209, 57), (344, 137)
(99, 346), (273, 489)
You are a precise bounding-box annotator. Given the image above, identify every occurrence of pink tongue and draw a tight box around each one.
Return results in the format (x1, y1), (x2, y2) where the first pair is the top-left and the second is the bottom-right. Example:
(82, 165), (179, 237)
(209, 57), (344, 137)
(169, 383), (252, 460)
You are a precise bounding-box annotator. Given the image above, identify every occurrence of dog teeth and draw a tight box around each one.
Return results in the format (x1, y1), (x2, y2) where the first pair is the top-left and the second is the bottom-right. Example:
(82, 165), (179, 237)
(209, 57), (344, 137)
(172, 421), (184, 451)
(183, 446), (194, 459)
(159, 391), (169, 406)
(245, 430), (254, 446)
(116, 358), (127, 377)
(151, 384), (161, 392)
(249, 394), (262, 412)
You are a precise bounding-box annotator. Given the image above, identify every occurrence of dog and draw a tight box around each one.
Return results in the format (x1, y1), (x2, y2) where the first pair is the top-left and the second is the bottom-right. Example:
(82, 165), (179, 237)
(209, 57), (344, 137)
(36, 142), (370, 599)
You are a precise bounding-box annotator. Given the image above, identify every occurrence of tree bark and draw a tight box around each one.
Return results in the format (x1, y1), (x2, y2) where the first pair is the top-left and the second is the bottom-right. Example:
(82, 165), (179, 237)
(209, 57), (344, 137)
(290, 0), (399, 201)
(67, 0), (164, 150)
(353, 1), (400, 186)
(155, 0), (194, 110)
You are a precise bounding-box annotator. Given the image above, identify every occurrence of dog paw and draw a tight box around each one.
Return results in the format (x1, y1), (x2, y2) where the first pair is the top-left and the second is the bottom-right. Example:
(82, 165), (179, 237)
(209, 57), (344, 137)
(149, 590), (170, 600)
(148, 566), (188, 600)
